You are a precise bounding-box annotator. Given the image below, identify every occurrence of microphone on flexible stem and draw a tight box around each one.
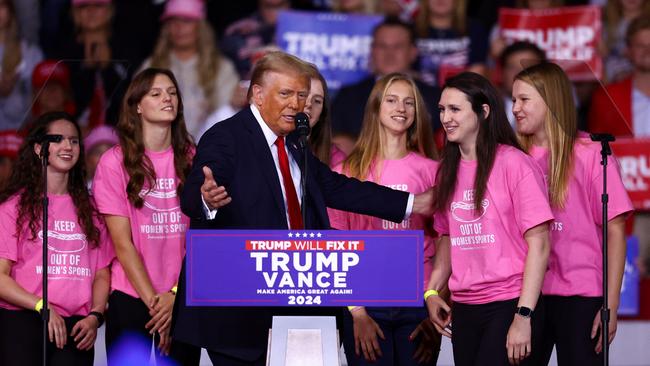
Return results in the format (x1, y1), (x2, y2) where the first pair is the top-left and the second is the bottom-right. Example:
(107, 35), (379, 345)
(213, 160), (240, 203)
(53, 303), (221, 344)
(294, 112), (310, 149)
(590, 133), (615, 156)
(39, 134), (63, 159)
(40, 134), (63, 143)
(590, 133), (615, 142)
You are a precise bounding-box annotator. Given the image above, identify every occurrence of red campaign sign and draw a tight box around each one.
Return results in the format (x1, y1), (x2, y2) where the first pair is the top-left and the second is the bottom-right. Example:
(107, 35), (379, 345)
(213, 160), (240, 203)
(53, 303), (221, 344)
(499, 5), (602, 81)
(611, 138), (650, 211)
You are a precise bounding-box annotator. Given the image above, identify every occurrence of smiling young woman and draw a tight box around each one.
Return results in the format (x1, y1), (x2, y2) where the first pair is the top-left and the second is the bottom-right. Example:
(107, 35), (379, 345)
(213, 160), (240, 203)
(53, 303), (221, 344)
(513, 62), (633, 365)
(426, 72), (553, 366)
(328, 73), (440, 366)
(0, 112), (113, 366)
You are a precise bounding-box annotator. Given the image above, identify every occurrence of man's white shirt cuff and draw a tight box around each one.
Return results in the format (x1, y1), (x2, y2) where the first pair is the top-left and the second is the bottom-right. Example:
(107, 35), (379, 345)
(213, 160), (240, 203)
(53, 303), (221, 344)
(202, 195), (218, 219)
(404, 193), (414, 220)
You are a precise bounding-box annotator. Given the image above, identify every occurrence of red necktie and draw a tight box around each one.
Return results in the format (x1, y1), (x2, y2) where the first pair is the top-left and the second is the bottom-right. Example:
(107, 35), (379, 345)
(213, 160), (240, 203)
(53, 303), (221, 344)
(275, 136), (303, 229)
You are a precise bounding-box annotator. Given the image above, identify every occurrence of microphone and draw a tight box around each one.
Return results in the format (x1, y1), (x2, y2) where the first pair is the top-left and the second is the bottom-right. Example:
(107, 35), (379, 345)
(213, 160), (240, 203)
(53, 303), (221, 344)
(38, 134), (63, 160)
(590, 133), (615, 156)
(294, 112), (310, 149)
(40, 134), (63, 143)
(590, 133), (615, 142)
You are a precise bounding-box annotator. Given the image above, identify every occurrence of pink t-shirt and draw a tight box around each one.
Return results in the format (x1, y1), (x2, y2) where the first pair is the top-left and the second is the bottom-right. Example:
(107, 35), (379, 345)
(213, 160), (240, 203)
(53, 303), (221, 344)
(434, 145), (554, 304)
(0, 194), (114, 317)
(330, 145), (347, 168)
(328, 152), (438, 289)
(529, 139), (633, 297)
(93, 146), (190, 298)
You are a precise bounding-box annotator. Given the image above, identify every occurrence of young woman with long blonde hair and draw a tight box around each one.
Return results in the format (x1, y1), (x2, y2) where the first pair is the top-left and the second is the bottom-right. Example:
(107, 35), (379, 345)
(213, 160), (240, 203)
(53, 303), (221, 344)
(512, 62), (633, 365)
(142, 0), (239, 140)
(329, 73), (440, 366)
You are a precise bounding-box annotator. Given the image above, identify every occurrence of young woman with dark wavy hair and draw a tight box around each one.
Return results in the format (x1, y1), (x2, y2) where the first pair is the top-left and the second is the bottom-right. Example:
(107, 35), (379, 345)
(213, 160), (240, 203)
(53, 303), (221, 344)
(92, 68), (199, 364)
(0, 111), (112, 365)
(425, 72), (552, 366)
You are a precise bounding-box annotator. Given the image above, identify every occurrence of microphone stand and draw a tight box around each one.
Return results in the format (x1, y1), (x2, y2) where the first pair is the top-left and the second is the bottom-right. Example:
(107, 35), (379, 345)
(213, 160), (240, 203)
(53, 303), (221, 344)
(294, 112), (310, 228)
(299, 136), (308, 228)
(591, 133), (614, 366)
(40, 141), (52, 366)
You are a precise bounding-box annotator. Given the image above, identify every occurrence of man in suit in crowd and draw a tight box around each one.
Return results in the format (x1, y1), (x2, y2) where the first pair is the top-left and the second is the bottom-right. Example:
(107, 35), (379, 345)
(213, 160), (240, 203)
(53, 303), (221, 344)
(172, 51), (434, 365)
(331, 16), (441, 138)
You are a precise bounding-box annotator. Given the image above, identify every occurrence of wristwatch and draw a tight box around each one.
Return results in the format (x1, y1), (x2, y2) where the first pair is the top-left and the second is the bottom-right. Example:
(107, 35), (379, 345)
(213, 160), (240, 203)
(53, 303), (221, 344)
(515, 306), (534, 318)
(88, 311), (105, 327)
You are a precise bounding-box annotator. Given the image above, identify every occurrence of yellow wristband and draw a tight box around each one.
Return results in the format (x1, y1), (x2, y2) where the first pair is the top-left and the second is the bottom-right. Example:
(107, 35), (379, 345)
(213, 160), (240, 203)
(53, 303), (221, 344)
(424, 289), (439, 301)
(170, 286), (178, 295)
(34, 298), (44, 313)
(347, 306), (361, 312)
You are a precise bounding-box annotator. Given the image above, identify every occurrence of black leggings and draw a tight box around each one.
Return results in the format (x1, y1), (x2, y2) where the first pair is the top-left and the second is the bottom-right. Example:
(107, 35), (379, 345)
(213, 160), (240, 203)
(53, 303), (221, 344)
(451, 298), (545, 366)
(0, 308), (94, 366)
(540, 295), (603, 366)
(105, 290), (201, 366)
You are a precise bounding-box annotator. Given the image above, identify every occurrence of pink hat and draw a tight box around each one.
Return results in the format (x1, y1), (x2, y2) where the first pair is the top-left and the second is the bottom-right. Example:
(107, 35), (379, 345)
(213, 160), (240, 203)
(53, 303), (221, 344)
(72, 0), (111, 6)
(161, 0), (205, 21)
(84, 126), (118, 154)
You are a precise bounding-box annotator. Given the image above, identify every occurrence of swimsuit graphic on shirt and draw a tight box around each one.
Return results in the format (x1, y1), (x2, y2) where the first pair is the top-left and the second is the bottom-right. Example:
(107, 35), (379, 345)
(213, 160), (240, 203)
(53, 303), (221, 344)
(39, 230), (87, 254)
(139, 178), (181, 213)
(449, 190), (496, 251)
(451, 196), (490, 223)
(35, 220), (93, 281)
(138, 180), (187, 240)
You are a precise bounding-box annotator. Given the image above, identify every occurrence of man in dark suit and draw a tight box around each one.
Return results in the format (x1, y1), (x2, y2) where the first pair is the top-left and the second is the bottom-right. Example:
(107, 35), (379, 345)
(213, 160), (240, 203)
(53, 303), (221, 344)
(331, 17), (441, 138)
(172, 51), (434, 365)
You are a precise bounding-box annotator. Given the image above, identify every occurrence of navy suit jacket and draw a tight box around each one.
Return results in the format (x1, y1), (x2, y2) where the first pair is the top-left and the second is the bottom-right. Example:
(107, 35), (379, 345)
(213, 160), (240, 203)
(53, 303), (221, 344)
(172, 107), (410, 361)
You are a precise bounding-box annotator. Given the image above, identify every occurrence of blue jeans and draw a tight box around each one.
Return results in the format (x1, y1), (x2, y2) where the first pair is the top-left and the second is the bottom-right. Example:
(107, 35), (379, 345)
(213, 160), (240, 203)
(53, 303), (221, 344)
(343, 307), (440, 366)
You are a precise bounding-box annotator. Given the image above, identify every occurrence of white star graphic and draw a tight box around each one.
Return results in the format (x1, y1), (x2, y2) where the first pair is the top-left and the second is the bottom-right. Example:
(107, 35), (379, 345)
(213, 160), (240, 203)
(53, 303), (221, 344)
(316, 232), (322, 238)
(288, 232), (293, 238)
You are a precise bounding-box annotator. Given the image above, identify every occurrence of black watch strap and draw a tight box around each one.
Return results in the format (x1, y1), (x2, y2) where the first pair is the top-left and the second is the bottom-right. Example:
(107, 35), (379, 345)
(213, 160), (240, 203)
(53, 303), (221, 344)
(88, 311), (105, 327)
(515, 306), (533, 318)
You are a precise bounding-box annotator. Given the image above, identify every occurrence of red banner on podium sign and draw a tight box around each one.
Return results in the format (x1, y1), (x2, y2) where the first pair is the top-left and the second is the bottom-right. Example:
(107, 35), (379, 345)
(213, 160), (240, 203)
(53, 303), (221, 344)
(611, 138), (650, 211)
(499, 5), (602, 81)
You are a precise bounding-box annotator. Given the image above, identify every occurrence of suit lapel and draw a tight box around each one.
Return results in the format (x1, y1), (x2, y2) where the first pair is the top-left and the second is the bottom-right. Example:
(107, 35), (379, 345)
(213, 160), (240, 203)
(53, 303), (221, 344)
(242, 108), (287, 222)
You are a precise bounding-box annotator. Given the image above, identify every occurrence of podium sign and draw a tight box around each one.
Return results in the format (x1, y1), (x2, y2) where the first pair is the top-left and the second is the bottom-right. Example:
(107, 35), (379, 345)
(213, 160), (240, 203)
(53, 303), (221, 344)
(186, 230), (424, 307)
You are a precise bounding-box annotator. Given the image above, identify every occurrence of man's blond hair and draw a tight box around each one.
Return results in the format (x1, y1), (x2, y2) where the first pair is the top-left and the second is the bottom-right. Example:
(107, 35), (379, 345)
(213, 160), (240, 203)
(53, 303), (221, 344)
(247, 52), (312, 99)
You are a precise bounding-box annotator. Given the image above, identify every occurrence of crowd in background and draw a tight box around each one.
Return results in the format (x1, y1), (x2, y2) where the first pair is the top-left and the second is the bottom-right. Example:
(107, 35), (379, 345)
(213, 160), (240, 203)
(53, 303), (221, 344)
(0, 1), (647, 365)
(0, 0), (647, 270)
(0, 0), (647, 272)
